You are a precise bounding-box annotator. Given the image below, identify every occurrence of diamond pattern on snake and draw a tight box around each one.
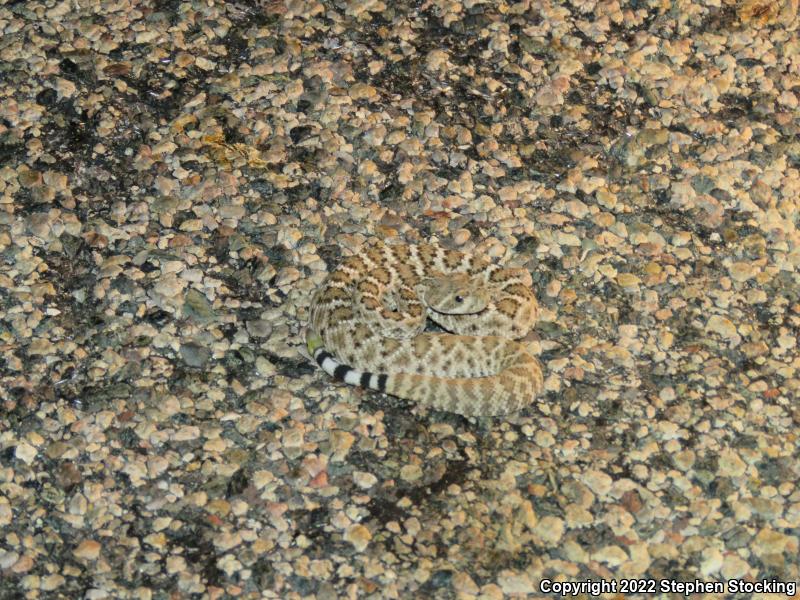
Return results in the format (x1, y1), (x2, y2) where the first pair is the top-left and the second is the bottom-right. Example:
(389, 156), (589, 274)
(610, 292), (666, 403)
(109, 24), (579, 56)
(306, 241), (543, 416)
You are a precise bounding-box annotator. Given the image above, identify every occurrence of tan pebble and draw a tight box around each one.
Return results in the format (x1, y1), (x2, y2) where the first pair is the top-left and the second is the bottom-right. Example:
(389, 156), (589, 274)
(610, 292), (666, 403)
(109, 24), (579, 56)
(195, 57), (216, 71)
(358, 160), (379, 177)
(217, 554), (242, 577)
(26, 214), (52, 239)
(352, 471), (378, 489)
(154, 175), (177, 195)
(721, 554), (751, 579)
(673, 449), (695, 471)
(452, 228), (471, 245)
(19, 167), (43, 186)
(277, 227), (302, 248)
(15, 442), (37, 464)
(659, 386), (676, 401)
(617, 273), (641, 288)
(562, 539), (589, 563)
(135, 30), (159, 43)
(593, 212), (615, 228)
(203, 438), (227, 453)
(592, 545), (628, 567)
(452, 572), (479, 594)
(150, 141), (177, 158)
(503, 461), (527, 479)
(717, 448), (746, 477)
(214, 532), (242, 552)
(646, 231), (667, 247)
(518, 500), (537, 530)
(11, 555), (34, 573)
(400, 464), (422, 482)
(706, 315), (739, 340)
(535, 83), (564, 107)
(533, 515), (564, 546)
(643, 259), (664, 279)
(752, 527), (795, 556)
(671, 231), (692, 247)
(728, 261), (758, 282)
(27, 339), (52, 356)
(219, 204), (245, 221)
(283, 428), (304, 448)
(625, 542), (652, 575)
(255, 264), (277, 283)
(69, 493), (88, 516)
(236, 415), (260, 435)
(255, 356), (276, 377)
(173, 426), (200, 441)
(152, 274), (186, 298)
(546, 279), (561, 297)
(309, 471), (328, 488)
(41, 574), (65, 591)
(700, 547), (723, 577)
(262, 211), (279, 226)
(174, 52), (194, 68)
(386, 130), (406, 145)
(564, 503), (593, 528)
(429, 423), (455, 436)
(649, 542), (678, 560)
(166, 556), (187, 574)
(582, 469), (613, 496)
(556, 231), (582, 247)
(658, 421), (679, 439)
(596, 188), (617, 208)
(302, 454), (327, 478)
(482, 239), (506, 259)
(144, 533), (167, 550)
(402, 517), (420, 537)
(565, 199), (590, 219)
(158, 260), (183, 275)
(497, 570), (535, 594)
(343, 524), (371, 551)
(179, 218), (203, 232)
(348, 83), (377, 100)
(0, 551), (19, 570)
(329, 431), (355, 461)
(54, 77), (77, 99)
(425, 49), (450, 71)
(122, 460), (147, 484)
(275, 267), (302, 287)
(187, 491), (208, 507)
(74, 540), (101, 561)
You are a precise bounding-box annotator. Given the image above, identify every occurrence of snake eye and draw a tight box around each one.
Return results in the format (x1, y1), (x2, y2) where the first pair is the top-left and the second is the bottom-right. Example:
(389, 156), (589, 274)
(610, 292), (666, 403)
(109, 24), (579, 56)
(455, 295), (463, 303)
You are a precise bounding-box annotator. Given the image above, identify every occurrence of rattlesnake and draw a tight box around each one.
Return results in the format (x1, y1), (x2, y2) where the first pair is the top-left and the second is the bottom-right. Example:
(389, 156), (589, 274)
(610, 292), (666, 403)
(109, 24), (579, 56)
(306, 241), (543, 416)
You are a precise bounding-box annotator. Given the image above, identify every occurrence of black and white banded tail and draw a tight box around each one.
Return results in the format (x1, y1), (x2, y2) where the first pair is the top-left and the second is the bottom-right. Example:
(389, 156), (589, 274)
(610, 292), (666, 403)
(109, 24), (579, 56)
(311, 346), (388, 394)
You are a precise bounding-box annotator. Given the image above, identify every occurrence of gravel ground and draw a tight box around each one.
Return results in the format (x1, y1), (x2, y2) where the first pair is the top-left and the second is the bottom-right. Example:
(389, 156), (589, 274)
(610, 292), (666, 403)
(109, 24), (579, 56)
(1, 0), (799, 598)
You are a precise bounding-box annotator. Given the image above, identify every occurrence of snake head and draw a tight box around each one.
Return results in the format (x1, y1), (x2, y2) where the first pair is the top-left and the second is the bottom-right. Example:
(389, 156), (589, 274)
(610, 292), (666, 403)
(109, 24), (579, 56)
(422, 273), (489, 314)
